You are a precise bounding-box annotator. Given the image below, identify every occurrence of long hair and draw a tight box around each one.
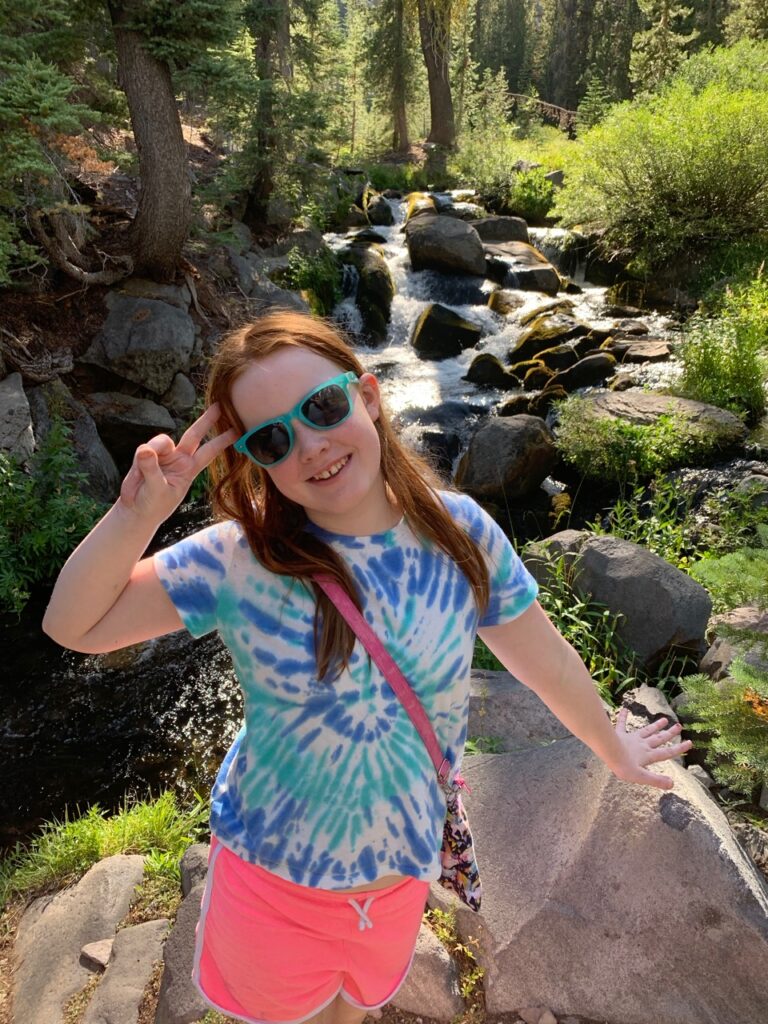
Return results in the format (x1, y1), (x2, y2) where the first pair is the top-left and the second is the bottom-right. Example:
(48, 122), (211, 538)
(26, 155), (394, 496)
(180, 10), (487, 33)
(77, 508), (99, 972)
(206, 310), (490, 680)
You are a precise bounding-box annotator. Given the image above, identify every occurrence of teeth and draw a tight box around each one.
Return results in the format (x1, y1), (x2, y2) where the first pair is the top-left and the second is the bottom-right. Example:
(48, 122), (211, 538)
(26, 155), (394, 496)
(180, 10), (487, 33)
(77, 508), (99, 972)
(313, 456), (348, 481)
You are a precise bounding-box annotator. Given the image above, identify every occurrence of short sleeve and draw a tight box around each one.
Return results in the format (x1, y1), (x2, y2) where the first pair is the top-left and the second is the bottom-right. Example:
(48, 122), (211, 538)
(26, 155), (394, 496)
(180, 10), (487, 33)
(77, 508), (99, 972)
(153, 521), (237, 638)
(441, 491), (538, 627)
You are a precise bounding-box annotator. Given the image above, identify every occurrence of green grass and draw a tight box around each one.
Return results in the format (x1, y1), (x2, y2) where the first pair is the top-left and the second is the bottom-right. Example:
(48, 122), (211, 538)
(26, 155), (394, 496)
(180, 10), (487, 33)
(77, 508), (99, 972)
(0, 791), (208, 906)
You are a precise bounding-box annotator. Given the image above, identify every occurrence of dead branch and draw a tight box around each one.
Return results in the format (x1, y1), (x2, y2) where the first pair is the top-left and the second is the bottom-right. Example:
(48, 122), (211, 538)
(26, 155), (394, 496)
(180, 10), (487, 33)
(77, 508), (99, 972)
(29, 209), (134, 286)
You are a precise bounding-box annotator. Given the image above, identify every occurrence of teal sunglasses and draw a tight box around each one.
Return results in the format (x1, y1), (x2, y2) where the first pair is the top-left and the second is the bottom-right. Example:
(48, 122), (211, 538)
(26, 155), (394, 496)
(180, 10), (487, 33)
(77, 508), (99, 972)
(233, 371), (360, 467)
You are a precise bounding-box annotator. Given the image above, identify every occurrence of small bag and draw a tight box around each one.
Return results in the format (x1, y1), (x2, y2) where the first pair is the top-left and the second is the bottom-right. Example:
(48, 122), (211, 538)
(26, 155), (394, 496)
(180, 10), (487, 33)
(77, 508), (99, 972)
(314, 574), (482, 911)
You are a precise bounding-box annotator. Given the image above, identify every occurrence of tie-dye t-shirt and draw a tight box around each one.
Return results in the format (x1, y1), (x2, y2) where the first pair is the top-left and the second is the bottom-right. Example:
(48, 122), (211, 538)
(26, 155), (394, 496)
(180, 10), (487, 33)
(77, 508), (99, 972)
(153, 490), (537, 889)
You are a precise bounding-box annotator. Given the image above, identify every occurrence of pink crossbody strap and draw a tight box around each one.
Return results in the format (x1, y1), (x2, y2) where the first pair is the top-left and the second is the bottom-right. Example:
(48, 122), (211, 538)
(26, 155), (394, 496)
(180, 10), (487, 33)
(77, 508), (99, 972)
(314, 574), (453, 785)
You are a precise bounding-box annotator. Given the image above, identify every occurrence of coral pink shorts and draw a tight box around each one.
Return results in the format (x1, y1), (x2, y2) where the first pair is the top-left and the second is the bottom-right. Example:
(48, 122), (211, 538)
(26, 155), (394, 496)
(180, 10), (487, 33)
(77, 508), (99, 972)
(193, 838), (430, 1024)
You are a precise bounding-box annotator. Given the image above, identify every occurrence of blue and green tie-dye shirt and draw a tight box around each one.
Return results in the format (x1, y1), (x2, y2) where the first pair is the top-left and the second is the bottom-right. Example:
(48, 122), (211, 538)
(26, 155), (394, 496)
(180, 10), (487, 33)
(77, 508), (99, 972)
(153, 490), (537, 889)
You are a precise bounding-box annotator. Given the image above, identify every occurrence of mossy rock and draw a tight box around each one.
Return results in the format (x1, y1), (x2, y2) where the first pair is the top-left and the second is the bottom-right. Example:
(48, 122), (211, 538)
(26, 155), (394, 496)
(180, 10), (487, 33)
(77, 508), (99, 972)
(498, 394), (532, 416)
(511, 313), (590, 363)
(411, 303), (482, 360)
(488, 289), (525, 316)
(405, 192), (436, 223)
(519, 298), (576, 327)
(466, 353), (521, 388)
(509, 358), (545, 378)
(529, 385), (568, 418)
(524, 365), (555, 391)
(536, 344), (581, 372)
(337, 243), (395, 345)
(550, 352), (617, 391)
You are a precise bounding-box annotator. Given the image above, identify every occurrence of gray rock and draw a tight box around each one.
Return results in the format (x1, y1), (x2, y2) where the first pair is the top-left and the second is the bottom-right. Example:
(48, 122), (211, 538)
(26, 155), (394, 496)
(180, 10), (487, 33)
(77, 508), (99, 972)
(27, 378), (121, 503)
(392, 923), (464, 1019)
(466, 353), (521, 388)
(248, 277), (311, 314)
(472, 216), (530, 244)
(468, 670), (573, 751)
(735, 473), (768, 509)
(13, 854), (145, 1024)
(549, 352), (616, 391)
(458, 747), (768, 1023)
(85, 392), (177, 470)
(82, 918), (169, 1024)
(700, 607), (768, 679)
(265, 227), (325, 258)
(180, 844), (210, 897)
(162, 373), (198, 417)
(485, 242), (560, 295)
(338, 243), (394, 345)
(609, 338), (672, 363)
(367, 194), (395, 226)
(154, 884), (207, 1024)
(455, 415), (557, 502)
(0, 372), (35, 461)
(81, 938), (114, 969)
(114, 277), (191, 311)
(229, 220), (255, 254)
(412, 304), (482, 360)
(80, 293), (197, 395)
(405, 215), (486, 276)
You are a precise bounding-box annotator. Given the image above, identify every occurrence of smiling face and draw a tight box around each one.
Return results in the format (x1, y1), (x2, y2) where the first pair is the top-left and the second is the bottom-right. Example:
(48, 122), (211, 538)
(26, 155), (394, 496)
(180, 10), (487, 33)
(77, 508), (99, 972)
(230, 347), (398, 535)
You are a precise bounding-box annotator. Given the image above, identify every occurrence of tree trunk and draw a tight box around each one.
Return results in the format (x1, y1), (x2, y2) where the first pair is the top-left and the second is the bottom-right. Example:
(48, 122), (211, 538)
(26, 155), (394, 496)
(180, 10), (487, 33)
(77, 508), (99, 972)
(108, 1), (190, 282)
(392, 0), (409, 151)
(417, 0), (456, 148)
(242, 17), (277, 228)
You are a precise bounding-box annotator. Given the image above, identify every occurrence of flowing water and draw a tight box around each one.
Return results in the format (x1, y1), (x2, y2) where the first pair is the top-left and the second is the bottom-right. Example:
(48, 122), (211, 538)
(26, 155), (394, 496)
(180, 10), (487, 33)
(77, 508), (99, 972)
(2, 197), (678, 844)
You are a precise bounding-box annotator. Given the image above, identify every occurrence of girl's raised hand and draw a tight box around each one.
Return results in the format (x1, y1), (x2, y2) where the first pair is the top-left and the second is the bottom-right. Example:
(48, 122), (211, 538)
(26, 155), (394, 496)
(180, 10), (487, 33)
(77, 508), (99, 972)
(609, 709), (694, 791)
(120, 404), (238, 522)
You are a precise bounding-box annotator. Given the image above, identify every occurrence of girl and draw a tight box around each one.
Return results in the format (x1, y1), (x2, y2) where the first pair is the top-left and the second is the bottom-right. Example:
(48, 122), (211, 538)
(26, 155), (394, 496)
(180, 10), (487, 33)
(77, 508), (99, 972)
(44, 310), (691, 1024)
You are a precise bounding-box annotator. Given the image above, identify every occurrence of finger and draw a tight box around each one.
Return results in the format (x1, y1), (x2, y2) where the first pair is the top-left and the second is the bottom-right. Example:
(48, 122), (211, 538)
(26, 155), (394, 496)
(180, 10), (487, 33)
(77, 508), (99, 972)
(646, 740), (693, 763)
(142, 433), (176, 458)
(177, 403), (225, 455)
(120, 464), (142, 506)
(136, 446), (167, 490)
(615, 707), (629, 731)
(637, 716), (674, 738)
(192, 427), (239, 472)
(646, 722), (684, 746)
(640, 768), (674, 791)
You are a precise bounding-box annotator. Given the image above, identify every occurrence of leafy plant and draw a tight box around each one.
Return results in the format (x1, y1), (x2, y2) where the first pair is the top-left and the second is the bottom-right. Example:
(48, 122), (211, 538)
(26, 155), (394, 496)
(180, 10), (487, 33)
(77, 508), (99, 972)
(465, 736), (504, 755)
(424, 905), (484, 1007)
(0, 417), (106, 613)
(0, 791), (208, 905)
(283, 246), (343, 317)
(690, 528), (768, 612)
(507, 168), (555, 221)
(472, 637), (503, 671)
(679, 659), (768, 798)
(698, 485), (768, 556)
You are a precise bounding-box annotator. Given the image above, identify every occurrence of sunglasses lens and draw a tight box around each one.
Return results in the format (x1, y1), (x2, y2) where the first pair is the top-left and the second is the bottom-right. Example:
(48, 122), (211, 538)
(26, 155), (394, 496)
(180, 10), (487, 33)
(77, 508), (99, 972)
(302, 384), (351, 427)
(246, 423), (291, 465)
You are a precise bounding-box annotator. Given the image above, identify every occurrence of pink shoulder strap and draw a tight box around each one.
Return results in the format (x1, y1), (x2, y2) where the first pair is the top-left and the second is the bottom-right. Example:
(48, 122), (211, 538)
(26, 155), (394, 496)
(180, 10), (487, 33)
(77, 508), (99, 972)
(314, 574), (452, 784)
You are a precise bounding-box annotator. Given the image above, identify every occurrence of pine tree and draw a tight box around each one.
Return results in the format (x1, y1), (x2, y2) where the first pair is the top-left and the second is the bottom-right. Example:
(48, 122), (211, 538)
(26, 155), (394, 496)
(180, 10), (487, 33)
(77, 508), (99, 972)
(577, 69), (614, 130)
(630, 0), (699, 94)
(724, 0), (768, 43)
(364, 0), (420, 152)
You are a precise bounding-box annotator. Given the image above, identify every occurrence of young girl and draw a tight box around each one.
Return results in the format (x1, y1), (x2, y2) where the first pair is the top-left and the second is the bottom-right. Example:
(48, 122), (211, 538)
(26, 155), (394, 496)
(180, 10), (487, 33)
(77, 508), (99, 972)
(44, 310), (691, 1024)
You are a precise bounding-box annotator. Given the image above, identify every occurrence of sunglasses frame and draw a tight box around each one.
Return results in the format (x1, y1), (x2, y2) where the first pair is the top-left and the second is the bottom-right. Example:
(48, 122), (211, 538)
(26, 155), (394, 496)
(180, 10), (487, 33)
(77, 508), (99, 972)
(233, 371), (360, 467)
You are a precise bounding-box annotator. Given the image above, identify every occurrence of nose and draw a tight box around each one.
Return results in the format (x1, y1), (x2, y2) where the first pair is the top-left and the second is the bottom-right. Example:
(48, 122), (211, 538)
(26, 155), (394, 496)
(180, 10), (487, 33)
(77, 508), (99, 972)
(293, 419), (330, 464)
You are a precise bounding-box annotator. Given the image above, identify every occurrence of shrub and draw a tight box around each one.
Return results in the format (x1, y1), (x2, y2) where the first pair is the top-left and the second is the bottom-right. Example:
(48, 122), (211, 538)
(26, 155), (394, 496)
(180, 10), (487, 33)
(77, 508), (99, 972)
(690, 530), (768, 612)
(674, 38), (768, 94)
(0, 417), (105, 614)
(283, 246), (342, 317)
(698, 486), (768, 555)
(365, 163), (430, 192)
(679, 659), (768, 798)
(555, 396), (727, 484)
(554, 78), (768, 267)
(507, 168), (555, 222)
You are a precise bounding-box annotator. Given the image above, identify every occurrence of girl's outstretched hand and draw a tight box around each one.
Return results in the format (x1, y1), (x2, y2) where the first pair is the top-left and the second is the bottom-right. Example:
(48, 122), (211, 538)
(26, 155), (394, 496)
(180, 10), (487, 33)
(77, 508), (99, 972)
(609, 709), (694, 791)
(119, 404), (238, 522)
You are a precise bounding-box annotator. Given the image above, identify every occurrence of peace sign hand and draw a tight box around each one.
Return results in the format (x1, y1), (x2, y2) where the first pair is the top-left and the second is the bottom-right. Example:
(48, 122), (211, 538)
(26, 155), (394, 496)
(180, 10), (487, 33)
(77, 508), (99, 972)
(609, 709), (694, 791)
(119, 404), (238, 523)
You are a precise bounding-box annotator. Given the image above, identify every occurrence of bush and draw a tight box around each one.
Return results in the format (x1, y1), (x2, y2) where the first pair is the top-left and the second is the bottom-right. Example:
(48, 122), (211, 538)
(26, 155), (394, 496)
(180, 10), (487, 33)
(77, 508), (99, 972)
(674, 318), (766, 423)
(365, 163), (430, 193)
(690, 530), (768, 612)
(554, 76), (768, 267)
(555, 396), (727, 484)
(283, 246), (343, 317)
(0, 417), (105, 613)
(679, 659), (768, 798)
(507, 168), (555, 222)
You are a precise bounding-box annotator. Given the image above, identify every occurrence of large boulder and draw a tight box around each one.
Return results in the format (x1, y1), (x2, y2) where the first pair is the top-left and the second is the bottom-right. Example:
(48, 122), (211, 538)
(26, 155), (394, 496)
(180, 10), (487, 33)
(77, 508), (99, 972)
(338, 242), (395, 345)
(466, 353), (521, 389)
(455, 415), (557, 501)
(405, 215), (486, 276)
(155, 884), (208, 1024)
(459, 746), (768, 1024)
(391, 924), (463, 1019)
(366, 193), (395, 226)
(526, 531), (712, 668)
(484, 242), (560, 295)
(471, 215), (529, 244)
(548, 351), (616, 391)
(510, 313), (591, 363)
(27, 378), (121, 503)
(84, 392), (177, 471)
(0, 372), (35, 461)
(80, 293), (197, 396)
(411, 304), (483, 360)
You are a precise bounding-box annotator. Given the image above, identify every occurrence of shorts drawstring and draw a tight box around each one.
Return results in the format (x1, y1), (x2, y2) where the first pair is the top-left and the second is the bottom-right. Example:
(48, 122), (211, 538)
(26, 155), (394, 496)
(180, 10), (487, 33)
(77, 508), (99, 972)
(348, 895), (375, 931)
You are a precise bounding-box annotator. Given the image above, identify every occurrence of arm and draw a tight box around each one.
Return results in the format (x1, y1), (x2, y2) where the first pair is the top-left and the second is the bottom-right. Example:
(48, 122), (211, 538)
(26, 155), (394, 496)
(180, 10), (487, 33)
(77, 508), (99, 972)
(42, 405), (236, 654)
(478, 600), (692, 790)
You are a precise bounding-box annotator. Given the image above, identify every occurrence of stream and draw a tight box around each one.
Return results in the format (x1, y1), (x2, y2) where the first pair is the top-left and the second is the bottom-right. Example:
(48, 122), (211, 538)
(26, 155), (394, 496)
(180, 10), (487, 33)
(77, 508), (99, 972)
(1, 196), (678, 846)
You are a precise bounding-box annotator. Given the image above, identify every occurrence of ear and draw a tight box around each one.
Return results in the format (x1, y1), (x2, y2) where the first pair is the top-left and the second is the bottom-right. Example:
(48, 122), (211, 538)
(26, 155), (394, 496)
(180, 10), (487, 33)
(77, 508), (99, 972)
(358, 372), (381, 422)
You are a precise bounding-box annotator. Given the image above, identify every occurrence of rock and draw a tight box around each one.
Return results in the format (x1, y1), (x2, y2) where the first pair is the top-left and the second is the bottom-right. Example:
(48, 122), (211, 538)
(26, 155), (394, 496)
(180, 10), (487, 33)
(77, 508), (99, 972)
(80, 293), (197, 396)
(511, 314), (590, 363)
(687, 764), (717, 791)
(405, 215), (486, 276)
(455, 416), (557, 502)
(161, 373), (198, 417)
(468, 670), (572, 751)
(471, 216), (530, 244)
(85, 392), (177, 470)
(0, 372), (35, 461)
(535, 344), (581, 373)
(249, 276), (311, 314)
(484, 242), (560, 295)
(526, 531), (712, 668)
(529, 385), (567, 419)
(523, 365), (554, 392)
(338, 243), (395, 345)
(548, 352), (616, 391)
(114, 277), (191, 311)
(458, 747), (768, 1022)
(440, 201), (486, 221)
(585, 391), (748, 452)
(339, 205), (368, 229)
(700, 607), (768, 679)
(228, 220), (255, 254)
(351, 228), (388, 245)
(488, 289), (526, 315)
(265, 227), (325, 258)
(608, 338), (672, 363)
(466, 353), (521, 388)
(13, 854), (145, 1024)
(27, 378), (121, 503)
(81, 939), (114, 969)
(82, 918), (169, 1024)
(518, 1008), (556, 1024)
(519, 299), (576, 326)
(735, 474), (768, 509)
(154, 884), (207, 1024)
(391, 923), (463, 1019)
(180, 843), (210, 897)
(498, 395), (531, 417)
(367, 194), (395, 226)
(405, 192), (437, 222)
(411, 304), (482, 360)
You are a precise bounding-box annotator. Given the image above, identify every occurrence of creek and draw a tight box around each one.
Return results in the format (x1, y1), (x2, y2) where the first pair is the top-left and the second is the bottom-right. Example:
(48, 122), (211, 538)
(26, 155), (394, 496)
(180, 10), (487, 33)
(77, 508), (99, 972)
(1, 196), (676, 846)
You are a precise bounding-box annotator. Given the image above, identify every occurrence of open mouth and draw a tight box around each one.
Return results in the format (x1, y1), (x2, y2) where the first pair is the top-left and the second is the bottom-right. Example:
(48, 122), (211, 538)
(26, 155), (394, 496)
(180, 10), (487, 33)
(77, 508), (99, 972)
(311, 455), (350, 482)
